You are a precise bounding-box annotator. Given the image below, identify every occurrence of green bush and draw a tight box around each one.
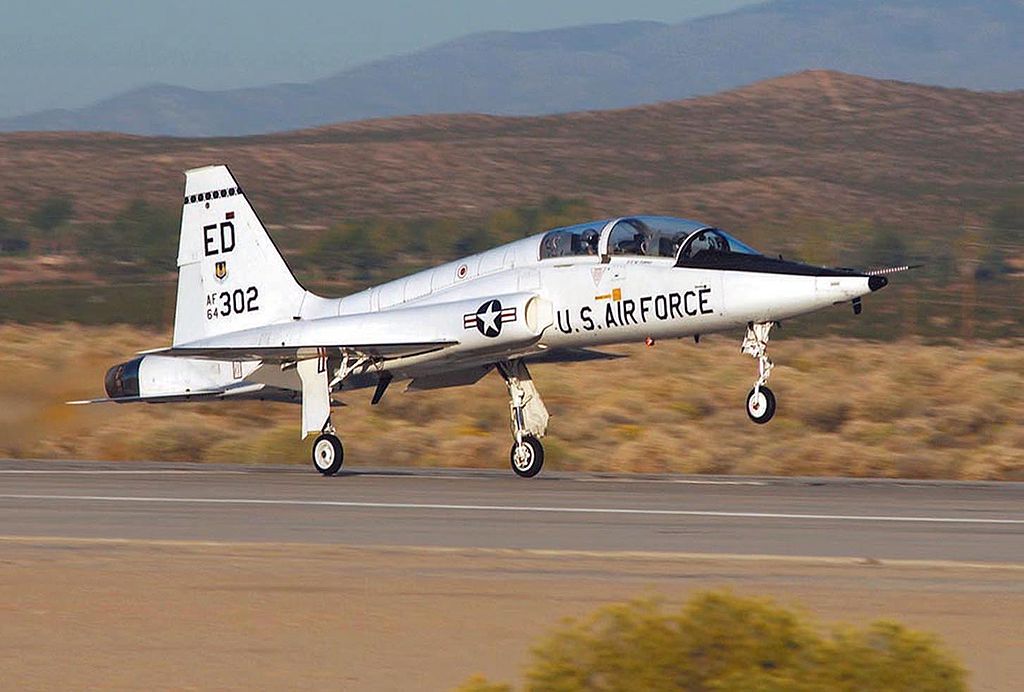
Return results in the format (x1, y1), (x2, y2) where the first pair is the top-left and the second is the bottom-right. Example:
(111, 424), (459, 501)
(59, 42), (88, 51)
(29, 195), (74, 233)
(0, 214), (30, 254)
(305, 222), (385, 280)
(459, 592), (965, 691)
(77, 199), (178, 272)
(456, 676), (512, 692)
(989, 194), (1024, 232)
(858, 226), (908, 270)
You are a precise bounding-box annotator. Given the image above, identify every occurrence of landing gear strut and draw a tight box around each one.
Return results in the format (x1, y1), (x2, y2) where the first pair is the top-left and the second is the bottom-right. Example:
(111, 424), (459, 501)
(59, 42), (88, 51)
(741, 321), (777, 424)
(497, 360), (549, 478)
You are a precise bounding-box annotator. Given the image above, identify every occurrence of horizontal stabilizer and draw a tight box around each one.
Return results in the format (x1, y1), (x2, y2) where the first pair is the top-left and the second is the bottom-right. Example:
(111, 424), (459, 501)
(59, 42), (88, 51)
(68, 383), (267, 405)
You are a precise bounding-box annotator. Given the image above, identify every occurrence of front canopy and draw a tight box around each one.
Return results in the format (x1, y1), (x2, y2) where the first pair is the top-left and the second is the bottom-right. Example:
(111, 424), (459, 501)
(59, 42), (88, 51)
(675, 227), (761, 262)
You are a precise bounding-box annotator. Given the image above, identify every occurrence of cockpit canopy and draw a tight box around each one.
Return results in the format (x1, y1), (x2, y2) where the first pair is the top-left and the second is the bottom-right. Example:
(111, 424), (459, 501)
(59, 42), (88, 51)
(538, 216), (760, 263)
(676, 227), (760, 261)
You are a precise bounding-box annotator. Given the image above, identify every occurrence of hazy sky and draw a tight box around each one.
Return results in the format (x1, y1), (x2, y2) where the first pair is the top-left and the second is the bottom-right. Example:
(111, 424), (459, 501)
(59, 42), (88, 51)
(0, 0), (760, 118)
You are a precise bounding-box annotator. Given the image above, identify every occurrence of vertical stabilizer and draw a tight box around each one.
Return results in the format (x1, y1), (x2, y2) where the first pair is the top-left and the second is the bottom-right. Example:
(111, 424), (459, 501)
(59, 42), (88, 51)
(173, 165), (308, 345)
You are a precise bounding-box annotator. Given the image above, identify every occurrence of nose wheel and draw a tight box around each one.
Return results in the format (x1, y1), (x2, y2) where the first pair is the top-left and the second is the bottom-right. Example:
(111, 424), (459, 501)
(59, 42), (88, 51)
(746, 386), (776, 424)
(510, 435), (544, 478)
(312, 432), (344, 476)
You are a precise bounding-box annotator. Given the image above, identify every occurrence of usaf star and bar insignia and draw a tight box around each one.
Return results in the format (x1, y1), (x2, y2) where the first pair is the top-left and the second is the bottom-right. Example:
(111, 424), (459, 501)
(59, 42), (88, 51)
(463, 299), (518, 338)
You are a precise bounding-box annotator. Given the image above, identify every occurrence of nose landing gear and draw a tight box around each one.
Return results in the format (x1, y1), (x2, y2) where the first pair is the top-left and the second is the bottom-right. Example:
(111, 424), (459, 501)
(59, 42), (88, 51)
(742, 321), (777, 424)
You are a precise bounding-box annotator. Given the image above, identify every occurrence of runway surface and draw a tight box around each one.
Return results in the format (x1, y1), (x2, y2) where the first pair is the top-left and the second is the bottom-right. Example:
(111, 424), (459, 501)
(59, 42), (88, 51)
(2, 459), (1022, 563)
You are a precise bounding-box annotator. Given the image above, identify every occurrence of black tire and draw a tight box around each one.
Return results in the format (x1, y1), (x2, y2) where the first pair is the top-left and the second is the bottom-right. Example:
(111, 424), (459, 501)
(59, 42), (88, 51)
(312, 433), (344, 476)
(746, 386), (776, 424)
(510, 436), (544, 478)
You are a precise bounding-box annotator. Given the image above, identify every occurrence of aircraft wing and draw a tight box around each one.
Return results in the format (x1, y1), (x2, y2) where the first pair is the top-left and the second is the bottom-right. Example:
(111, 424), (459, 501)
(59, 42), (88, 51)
(139, 340), (457, 364)
(524, 347), (626, 363)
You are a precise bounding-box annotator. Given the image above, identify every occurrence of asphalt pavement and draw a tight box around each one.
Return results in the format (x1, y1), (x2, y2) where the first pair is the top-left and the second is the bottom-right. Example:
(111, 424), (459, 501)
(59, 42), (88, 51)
(0, 459), (1021, 563)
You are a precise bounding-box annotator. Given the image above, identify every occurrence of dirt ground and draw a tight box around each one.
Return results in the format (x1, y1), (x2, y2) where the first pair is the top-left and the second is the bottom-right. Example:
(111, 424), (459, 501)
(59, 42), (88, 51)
(0, 539), (1020, 691)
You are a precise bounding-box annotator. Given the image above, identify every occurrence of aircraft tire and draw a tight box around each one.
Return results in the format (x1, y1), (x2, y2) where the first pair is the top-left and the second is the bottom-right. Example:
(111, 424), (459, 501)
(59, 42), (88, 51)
(746, 386), (776, 424)
(510, 436), (544, 478)
(312, 433), (344, 476)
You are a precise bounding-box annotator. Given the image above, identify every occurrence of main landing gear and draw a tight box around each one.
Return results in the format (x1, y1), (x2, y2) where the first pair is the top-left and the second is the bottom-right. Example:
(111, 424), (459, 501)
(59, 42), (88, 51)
(498, 360), (550, 478)
(301, 352), (366, 477)
(312, 423), (344, 476)
(741, 321), (777, 424)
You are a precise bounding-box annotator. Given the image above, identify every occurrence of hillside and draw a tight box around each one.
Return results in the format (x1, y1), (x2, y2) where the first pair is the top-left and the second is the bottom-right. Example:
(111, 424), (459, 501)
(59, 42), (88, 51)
(2, 0), (1023, 136)
(1, 71), (1021, 232)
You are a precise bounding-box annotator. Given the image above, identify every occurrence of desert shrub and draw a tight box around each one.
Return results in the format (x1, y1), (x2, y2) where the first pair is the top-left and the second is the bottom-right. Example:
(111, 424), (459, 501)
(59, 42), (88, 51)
(977, 194), (1024, 280)
(858, 226), (909, 269)
(454, 226), (496, 256)
(149, 418), (217, 461)
(306, 222), (384, 280)
(77, 199), (177, 272)
(485, 196), (593, 244)
(29, 195), (74, 233)
(928, 403), (1002, 447)
(0, 214), (29, 254)
(989, 194), (1024, 231)
(798, 399), (851, 433)
(819, 622), (967, 691)
(459, 592), (965, 692)
(455, 676), (512, 692)
(670, 391), (717, 421)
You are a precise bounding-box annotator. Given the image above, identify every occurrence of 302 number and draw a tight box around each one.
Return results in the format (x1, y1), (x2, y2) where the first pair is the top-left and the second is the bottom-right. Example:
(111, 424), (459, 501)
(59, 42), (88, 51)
(206, 286), (258, 319)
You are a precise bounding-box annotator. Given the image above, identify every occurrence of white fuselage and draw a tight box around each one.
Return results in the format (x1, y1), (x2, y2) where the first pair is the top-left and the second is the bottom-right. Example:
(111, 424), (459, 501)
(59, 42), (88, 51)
(117, 216), (877, 402)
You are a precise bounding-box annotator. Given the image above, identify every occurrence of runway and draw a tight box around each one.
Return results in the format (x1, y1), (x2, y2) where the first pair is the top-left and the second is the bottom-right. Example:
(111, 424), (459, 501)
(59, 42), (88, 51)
(1, 459), (1021, 563)
(2, 459), (1023, 690)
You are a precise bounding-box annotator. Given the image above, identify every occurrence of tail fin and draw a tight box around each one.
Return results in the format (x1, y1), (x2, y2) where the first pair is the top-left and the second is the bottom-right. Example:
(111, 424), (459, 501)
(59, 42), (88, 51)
(173, 165), (308, 345)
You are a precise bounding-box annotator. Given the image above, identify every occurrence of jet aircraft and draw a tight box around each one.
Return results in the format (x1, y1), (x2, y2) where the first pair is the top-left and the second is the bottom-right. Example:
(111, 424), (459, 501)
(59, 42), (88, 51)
(75, 165), (900, 478)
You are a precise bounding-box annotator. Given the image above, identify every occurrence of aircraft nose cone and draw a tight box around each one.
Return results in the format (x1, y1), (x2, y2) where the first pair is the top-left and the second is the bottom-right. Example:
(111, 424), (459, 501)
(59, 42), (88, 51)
(868, 275), (888, 292)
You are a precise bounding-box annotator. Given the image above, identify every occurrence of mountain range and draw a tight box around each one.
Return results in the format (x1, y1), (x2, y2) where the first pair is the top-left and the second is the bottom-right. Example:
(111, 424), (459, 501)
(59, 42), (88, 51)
(3, 71), (1021, 233)
(2, 0), (1023, 137)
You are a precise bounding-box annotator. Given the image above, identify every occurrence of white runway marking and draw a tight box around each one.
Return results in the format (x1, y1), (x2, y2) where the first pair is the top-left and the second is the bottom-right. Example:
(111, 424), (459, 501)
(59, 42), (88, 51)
(575, 478), (767, 485)
(0, 470), (247, 475)
(0, 494), (1021, 525)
